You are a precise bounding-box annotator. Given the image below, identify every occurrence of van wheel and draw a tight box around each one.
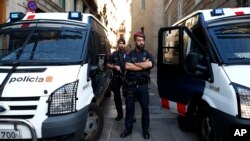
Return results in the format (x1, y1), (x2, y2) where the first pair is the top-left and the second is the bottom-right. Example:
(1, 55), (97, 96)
(82, 104), (104, 141)
(198, 105), (219, 141)
(177, 115), (188, 131)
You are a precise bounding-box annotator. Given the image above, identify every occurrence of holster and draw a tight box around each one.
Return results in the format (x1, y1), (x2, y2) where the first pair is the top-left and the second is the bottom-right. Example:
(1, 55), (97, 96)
(110, 75), (124, 90)
(122, 83), (135, 98)
(122, 77), (149, 98)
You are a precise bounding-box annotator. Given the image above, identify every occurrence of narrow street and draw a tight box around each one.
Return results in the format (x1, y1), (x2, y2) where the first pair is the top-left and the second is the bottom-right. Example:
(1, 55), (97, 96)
(99, 67), (199, 141)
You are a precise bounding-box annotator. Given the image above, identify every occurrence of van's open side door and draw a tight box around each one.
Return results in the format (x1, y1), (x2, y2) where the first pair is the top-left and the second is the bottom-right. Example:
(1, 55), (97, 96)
(157, 26), (207, 116)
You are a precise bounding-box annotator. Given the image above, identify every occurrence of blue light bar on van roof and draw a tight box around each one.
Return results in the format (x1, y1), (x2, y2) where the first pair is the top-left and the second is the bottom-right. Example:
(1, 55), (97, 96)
(10, 12), (25, 22)
(68, 11), (82, 21)
(211, 8), (224, 16)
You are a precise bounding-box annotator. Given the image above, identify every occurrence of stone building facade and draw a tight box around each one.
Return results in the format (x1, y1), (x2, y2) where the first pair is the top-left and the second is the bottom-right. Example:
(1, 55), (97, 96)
(164, 0), (250, 26)
(98, 0), (124, 48)
(130, 0), (165, 56)
(0, 0), (72, 24)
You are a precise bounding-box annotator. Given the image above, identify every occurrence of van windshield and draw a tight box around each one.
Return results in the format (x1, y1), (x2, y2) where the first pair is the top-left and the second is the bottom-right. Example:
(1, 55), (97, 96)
(208, 16), (250, 64)
(0, 21), (87, 65)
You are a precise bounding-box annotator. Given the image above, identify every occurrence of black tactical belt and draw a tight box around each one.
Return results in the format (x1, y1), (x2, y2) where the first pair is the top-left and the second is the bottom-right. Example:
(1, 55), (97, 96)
(127, 77), (149, 87)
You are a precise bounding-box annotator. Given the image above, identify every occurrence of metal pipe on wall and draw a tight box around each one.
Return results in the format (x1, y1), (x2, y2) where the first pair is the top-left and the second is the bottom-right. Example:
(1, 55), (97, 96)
(74, 0), (77, 11)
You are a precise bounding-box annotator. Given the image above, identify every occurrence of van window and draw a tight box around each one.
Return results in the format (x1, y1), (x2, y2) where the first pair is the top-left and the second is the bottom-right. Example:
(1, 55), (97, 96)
(183, 30), (191, 56)
(88, 31), (98, 66)
(184, 15), (199, 30)
(162, 29), (179, 64)
(209, 23), (250, 64)
(184, 27), (206, 58)
(0, 21), (87, 64)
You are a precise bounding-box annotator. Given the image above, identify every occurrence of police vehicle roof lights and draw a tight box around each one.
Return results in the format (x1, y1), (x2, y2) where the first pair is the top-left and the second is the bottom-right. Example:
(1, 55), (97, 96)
(211, 8), (224, 16)
(9, 12), (25, 22)
(68, 11), (82, 21)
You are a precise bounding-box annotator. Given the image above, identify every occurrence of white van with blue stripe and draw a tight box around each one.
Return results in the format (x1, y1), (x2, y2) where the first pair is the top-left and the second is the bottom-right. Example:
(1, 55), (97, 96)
(0, 11), (111, 141)
(158, 8), (250, 141)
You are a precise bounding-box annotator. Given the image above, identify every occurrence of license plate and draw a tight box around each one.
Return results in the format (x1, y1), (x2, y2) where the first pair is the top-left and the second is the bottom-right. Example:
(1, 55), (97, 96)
(0, 129), (21, 139)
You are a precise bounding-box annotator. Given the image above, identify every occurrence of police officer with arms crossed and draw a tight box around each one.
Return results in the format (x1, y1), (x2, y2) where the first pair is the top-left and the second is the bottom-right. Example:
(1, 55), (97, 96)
(120, 32), (154, 139)
(107, 38), (126, 121)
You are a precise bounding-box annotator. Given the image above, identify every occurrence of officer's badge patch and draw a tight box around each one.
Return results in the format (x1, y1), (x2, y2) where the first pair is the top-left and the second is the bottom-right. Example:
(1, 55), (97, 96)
(131, 58), (137, 62)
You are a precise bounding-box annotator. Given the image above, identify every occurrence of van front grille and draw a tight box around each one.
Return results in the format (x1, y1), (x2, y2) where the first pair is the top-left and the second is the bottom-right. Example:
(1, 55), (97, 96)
(0, 115), (34, 119)
(0, 97), (40, 101)
(0, 96), (40, 119)
(10, 105), (37, 110)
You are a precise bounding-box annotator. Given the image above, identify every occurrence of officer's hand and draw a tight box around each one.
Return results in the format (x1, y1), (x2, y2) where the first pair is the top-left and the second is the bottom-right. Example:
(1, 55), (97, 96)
(115, 66), (121, 73)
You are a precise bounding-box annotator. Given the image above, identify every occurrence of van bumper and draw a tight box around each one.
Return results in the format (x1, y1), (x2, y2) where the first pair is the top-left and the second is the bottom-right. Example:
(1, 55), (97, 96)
(213, 108), (250, 141)
(42, 105), (89, 140)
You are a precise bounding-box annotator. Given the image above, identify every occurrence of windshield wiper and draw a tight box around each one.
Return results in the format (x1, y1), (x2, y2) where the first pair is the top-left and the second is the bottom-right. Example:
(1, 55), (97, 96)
(15, 24), (37, 59)
(228, 57), (247, 60)
(15, 48), (23, 59)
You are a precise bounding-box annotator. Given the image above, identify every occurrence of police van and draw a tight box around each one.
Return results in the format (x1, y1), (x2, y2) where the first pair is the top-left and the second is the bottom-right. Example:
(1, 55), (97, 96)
(157, 8), (250, 141)
(0, 11), (111, 141)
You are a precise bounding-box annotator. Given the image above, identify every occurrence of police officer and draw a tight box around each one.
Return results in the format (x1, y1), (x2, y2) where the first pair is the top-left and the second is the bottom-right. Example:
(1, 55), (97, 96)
(107, 38), (126, 121)
(120, 32), (154, 139)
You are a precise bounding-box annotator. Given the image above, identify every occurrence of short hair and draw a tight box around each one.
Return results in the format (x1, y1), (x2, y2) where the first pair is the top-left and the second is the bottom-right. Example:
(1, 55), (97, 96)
(117, 38), (126, 44)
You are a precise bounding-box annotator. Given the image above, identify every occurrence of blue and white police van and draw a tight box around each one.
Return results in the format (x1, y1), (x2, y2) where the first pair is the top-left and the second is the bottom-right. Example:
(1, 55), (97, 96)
(0, 11), (111, 141)
(157, 7), (250, 141)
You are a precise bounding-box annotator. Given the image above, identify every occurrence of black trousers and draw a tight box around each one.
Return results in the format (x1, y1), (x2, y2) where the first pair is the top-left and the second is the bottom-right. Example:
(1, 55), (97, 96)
(125, 84), (149, 131)
(110, 77), (123, 117)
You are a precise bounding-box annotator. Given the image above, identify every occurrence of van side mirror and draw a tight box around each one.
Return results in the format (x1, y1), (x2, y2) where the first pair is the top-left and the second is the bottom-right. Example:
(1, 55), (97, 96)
(186, 53), (198, 73)
(185, 53), (207, 73)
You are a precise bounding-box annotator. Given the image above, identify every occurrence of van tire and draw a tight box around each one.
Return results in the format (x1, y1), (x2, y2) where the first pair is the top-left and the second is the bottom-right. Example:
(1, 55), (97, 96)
(81, 103), (104, 141)
(177, 115), (189, 132)
(177, 99), (198, 132)
(198, 104), (219, 141)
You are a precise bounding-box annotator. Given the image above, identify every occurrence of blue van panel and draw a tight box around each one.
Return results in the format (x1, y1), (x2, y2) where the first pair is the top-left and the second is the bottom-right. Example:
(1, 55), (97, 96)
(157, 69), (205, 104)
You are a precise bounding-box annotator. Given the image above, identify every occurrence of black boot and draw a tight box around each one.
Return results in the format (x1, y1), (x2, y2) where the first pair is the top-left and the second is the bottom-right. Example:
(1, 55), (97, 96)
(143, 130), (150, 139)
(120, 129), (132, 138)
(115, 115), (123, 121)
(133, 118), (136, 123)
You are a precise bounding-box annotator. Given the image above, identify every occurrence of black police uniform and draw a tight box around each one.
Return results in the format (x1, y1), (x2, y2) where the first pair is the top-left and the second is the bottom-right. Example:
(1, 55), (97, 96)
(107, 50), (126, 119)
(123, 49), (154, 133)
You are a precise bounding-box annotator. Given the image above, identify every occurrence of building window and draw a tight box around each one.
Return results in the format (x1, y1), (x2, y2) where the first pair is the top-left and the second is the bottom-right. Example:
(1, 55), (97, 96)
(141, 0), (145, 10)
(195, 0), (201, 5)
(178, 0), (183, 19)
(59, 0), (65, 9)
(237, 0), (249, 7)
(141, 27), (144, 34)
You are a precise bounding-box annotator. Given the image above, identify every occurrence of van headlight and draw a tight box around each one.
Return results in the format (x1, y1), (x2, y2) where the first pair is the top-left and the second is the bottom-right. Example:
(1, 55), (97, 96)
(233, 83), (250, 119)
(47, 81), (78, 116)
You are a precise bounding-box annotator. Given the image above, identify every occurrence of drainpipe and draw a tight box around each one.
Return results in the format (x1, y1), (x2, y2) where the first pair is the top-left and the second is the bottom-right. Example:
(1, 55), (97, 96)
(74, 0), (77, 11)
